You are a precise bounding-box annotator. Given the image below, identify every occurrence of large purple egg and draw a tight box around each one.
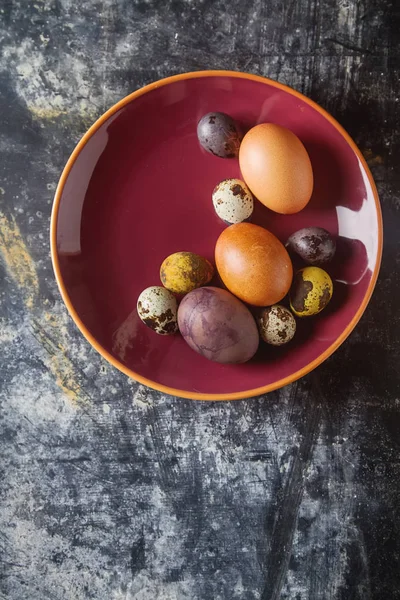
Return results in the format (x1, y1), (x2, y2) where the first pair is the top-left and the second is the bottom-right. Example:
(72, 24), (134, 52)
(177, 287), (259, 364)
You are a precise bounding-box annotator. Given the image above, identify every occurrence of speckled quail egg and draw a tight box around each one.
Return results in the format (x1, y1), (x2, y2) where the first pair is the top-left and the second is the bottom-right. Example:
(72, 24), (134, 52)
(212, 178), (254, 224)
(137, 286), (178, 335)
(160, 252), (214, 295)
(286, 227), (336, 265)
(290, 267), (333, 317)
(257, 304), (296, 346)
(197, 112), (242, 158)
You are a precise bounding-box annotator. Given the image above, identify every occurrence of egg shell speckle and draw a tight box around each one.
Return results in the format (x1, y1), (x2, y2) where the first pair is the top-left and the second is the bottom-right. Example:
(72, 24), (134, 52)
(290, 267), (333, 317)
(212, 178), (254, 224)
(257, 304), (296, 346)
(137, 286), (178, 335)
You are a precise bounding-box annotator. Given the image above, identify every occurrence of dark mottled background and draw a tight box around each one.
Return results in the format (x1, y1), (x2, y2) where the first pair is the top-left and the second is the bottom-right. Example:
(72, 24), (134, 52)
(0, 0), (399, 598)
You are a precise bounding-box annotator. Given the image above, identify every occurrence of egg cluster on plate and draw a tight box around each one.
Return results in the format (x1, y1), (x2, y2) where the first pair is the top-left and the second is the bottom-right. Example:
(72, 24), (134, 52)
(137, 112), (336, 365)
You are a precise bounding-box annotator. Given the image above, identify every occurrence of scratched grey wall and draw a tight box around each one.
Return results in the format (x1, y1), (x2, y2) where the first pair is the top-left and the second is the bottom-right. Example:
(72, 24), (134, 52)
(0, 1), (400, 599)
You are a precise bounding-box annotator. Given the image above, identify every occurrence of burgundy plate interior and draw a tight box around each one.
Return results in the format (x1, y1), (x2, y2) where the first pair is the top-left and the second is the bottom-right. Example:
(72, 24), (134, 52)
(55, 74), (381, 397)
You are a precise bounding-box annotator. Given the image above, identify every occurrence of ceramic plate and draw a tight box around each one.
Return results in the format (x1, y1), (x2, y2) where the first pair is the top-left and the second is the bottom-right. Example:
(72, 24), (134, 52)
(51, 71), (382, 400)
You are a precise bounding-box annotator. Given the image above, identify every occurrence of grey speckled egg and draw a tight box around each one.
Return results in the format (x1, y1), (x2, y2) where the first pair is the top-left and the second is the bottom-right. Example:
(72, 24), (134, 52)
(286, 227), (336, 265)
(212, 179), (254, 224)
(197, 112), (242, 158)
(137, 286), (178, 335)
(257, 304), (296, 346)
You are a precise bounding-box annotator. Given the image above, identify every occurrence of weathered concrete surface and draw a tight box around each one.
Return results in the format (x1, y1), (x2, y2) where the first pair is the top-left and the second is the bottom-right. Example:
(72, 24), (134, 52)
(0, 1), (399, 598)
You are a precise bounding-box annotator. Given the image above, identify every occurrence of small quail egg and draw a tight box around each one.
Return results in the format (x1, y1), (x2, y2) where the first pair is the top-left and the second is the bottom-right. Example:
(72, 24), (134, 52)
(286, 227), (336, 265)
(160, 252), (214, 295)
(137, 286), (178, 335)
(197, 112), (242, 158)
(257, 304), (296, 346)
(212, 178), (254, 224)
(290, 267), (333, 317)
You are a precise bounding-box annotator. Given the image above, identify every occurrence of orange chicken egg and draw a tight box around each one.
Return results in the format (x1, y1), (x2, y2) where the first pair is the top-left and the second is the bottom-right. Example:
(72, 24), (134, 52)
(239, 123), (314, 214)
(215, 223), (293, 306)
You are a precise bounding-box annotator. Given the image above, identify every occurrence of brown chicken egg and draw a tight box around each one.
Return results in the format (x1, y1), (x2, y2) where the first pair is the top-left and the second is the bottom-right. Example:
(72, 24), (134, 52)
(239, 123), (314, 214)
(215, 223), (293, 306)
